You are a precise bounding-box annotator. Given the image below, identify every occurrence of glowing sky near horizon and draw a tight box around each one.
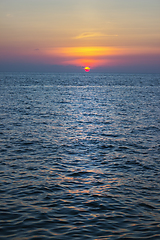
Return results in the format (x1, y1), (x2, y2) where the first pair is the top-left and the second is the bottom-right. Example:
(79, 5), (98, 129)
(0, 0), (160, 72)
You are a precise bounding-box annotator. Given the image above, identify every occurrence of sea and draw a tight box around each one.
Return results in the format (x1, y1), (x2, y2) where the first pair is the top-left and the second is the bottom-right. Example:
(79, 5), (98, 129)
(0, 72), (160, 240)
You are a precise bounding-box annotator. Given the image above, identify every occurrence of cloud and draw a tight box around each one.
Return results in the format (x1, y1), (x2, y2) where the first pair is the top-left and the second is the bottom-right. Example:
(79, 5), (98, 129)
(6, 13), (12, 18)
(74, 32), (118, 39)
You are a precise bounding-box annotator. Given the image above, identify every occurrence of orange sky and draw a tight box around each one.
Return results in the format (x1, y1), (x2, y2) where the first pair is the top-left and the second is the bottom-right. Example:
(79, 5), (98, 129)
(0, 0), (160, 72)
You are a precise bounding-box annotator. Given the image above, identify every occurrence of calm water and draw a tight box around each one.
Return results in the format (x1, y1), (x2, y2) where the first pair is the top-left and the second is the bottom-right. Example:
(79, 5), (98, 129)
(0, 73), (160, 239)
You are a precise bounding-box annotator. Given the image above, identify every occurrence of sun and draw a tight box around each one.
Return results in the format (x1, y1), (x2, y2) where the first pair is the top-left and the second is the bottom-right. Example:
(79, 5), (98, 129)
(84, 66), (90, 72)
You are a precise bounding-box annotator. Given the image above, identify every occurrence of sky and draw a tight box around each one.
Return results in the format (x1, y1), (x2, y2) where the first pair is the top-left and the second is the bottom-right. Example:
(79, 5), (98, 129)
(0, 0), (160, 73)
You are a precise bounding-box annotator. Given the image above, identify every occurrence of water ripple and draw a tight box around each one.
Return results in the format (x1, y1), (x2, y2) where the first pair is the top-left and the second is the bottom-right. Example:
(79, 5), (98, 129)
(0, 73), (160, 239)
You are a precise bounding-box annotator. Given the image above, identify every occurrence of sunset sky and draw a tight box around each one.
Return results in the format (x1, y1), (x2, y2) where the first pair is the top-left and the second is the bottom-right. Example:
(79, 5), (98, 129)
(0, 0), (160, 73)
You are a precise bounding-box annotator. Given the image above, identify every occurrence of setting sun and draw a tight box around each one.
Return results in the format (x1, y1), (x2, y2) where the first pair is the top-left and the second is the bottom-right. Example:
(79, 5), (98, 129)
(84, 67), (90, 72)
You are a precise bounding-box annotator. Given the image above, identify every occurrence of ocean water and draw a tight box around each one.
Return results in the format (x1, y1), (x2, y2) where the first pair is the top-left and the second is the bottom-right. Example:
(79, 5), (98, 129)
(0, 72), (160, 240)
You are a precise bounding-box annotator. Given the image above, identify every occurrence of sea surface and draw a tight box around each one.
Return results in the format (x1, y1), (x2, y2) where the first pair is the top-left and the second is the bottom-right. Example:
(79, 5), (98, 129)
(0, 73), (160, 240)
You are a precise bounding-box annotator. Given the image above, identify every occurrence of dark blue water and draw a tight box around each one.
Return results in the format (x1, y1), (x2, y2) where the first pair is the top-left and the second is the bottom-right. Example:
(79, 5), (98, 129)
(0, 73), (160, 239)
